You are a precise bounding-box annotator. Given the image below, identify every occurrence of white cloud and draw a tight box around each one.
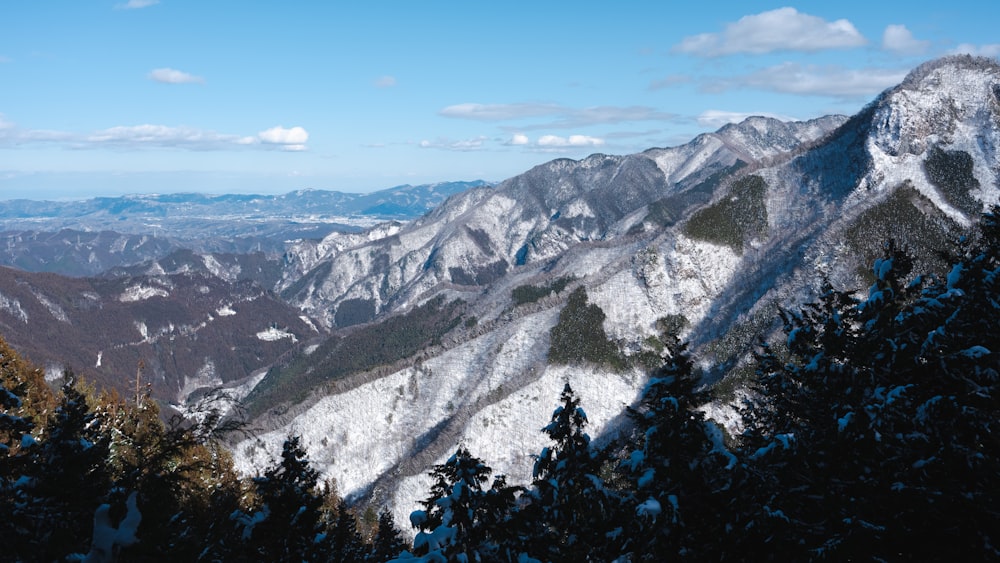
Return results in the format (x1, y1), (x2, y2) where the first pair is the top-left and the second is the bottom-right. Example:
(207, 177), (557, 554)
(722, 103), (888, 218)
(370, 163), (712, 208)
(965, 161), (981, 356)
(441, 102), (676, 130)
(87, 124), (242, 148)
(375, 75), (397, 88)
(706, 62), (907, 98)
(439, 103), (561, 121)
(697, 110), (796, 129)
(418, 136), (488, 151)
(675, 7), (866, 56)
(508, 133), (530, 146)
(536, 135), (604, 147)
(649, 74), (692, 91)
(148, 68), (204, 84)
(950, 43), (1000, 58)
(257, 126), (309, 151)
(116, 0), (159, 9)
(1, 115), (309, 152)
(882, 25), (930, 55)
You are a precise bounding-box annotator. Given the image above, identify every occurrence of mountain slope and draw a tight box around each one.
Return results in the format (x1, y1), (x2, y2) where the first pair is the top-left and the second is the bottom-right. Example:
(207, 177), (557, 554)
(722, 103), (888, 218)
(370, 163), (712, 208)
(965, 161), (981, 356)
(0, 266), (319, 404)
(227, 57), (1000, 529)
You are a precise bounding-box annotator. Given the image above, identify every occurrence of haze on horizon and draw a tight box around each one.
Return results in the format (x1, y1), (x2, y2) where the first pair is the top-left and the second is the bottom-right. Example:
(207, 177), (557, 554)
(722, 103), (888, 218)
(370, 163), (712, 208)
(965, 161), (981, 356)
(1, 1), (998, 201)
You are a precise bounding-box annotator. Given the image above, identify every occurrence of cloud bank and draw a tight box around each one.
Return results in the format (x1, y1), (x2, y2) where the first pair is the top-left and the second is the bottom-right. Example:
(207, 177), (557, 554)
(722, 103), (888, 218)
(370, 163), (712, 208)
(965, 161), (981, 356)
(675, 8), (866, 56)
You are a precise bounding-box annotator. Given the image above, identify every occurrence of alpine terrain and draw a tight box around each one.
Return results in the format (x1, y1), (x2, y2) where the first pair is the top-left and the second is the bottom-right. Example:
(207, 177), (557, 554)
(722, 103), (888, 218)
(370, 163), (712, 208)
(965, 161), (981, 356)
(208, 55), (1000, 532)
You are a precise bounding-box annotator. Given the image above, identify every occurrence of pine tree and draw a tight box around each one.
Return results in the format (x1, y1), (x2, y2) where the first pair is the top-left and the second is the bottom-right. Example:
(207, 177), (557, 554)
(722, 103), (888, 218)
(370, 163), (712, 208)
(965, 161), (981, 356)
(327, 502), (368, 562)
(404, 447), (520, 562)
(523, 382), (623, 561)
(239, 436), (328, 561)
(622, 333), (739, 560)
(20, 379), (113, 561)
(0, 342), (38, 558)
(740, 234), (1000, 558)
(368, 509), (406, 562)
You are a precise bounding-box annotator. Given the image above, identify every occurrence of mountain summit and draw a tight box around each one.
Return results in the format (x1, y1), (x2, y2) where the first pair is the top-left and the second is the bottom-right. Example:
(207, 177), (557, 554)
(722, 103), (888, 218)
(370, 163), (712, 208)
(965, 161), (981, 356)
(230, 58), (1000, 527)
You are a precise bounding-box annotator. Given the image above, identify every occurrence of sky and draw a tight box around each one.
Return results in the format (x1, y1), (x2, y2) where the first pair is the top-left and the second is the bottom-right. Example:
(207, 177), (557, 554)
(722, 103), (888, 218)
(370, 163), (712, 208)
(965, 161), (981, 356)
(1, 1), (998, 200)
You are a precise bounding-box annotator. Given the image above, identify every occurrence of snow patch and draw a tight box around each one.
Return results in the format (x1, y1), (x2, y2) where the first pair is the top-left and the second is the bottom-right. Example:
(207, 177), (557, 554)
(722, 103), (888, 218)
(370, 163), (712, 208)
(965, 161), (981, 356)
(119, 285), (169, 303)
(256, 326), (298, 343)
(0, 292), (28, 323)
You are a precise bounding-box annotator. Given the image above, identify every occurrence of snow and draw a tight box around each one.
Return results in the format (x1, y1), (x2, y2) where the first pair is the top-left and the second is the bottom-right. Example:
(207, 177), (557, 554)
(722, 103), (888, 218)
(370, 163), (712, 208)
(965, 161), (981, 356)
(255, 327), (298, 342)
(636, 497), (662, 520)
(216, 305), (237, 317)
(119, 285), (169, 303)
(837, 411), (854, 433)
(35, 292), (69, 323)
(0, 291), (29, 323)
(74, 491), (141, 562)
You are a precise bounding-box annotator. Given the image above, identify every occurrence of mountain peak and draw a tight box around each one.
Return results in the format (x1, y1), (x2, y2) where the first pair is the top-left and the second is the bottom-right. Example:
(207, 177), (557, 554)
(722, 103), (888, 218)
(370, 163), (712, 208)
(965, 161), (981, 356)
(868, 55), (1000, 158)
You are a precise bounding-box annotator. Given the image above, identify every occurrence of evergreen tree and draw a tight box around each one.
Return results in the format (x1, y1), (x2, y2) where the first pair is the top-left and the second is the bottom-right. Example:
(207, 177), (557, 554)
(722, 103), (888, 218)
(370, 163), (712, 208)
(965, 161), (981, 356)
(238, 436), (328, 561)
(19, 379), (113, 561)
(0, 343), (38, 558)
(403, 447), (520, 562)
(622, 333), (739, 560)
(327, 502), (368, 562)
(741, 234), (1000, 558)
(368, 509), (406, 562)
(522, 382), (623, 562)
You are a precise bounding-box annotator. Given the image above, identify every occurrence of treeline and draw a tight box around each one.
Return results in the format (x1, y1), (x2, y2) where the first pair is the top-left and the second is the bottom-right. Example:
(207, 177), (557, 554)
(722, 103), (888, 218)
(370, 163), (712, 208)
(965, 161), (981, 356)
(3, 209), (1000, 560)
(0, 348), (405, 562)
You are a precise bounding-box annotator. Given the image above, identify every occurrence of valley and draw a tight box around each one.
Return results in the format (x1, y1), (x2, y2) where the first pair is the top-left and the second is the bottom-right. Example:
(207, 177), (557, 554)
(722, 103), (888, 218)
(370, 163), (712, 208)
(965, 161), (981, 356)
(2, 55), (999, 550)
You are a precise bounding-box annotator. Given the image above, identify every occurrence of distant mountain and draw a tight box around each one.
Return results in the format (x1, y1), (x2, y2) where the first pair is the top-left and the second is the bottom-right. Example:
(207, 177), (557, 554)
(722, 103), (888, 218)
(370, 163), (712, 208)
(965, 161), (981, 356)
(0, 265), (320, 404)
(221, 56), (1000, 528)
(0, 181), (490, 277)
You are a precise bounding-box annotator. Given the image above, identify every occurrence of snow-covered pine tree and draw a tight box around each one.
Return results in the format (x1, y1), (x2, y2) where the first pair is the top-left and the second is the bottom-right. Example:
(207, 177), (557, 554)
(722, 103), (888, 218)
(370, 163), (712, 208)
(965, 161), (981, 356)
(20, 379), (112, 561)
(399, 447), (519, 562)
(622, 333), (738, 560)
(521, 382), (623, 562)
(239, 436), (328, 561)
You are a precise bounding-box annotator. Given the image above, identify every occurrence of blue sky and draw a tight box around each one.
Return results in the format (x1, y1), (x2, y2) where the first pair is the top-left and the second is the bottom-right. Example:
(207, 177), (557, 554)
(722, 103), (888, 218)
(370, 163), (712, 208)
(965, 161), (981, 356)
(1, 1), (998, 200)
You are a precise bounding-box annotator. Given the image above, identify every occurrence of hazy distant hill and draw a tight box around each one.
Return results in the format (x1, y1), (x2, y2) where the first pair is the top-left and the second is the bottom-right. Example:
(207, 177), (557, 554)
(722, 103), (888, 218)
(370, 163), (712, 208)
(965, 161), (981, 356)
(0, 180), (490, 277)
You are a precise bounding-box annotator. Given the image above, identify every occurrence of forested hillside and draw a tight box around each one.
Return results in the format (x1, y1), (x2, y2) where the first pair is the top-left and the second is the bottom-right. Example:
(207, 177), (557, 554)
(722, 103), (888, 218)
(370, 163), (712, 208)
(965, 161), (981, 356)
(3, 207), (998, 561)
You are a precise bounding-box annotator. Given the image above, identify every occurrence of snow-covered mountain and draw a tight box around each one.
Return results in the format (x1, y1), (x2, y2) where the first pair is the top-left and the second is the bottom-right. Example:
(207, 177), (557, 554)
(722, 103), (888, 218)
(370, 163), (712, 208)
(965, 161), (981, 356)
(0, 181), (489, 277)
(226, 56), (1000, 528)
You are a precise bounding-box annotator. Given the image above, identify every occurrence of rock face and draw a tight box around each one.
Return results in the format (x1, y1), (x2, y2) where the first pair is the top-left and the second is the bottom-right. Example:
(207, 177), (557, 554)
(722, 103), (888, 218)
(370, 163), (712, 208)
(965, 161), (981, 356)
(228, 57), (1000, 528)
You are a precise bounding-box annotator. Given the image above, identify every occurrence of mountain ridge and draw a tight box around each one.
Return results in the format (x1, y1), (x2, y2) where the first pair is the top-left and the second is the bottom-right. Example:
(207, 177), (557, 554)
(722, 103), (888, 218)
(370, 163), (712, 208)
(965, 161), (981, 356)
(223, 56), (1000, 528)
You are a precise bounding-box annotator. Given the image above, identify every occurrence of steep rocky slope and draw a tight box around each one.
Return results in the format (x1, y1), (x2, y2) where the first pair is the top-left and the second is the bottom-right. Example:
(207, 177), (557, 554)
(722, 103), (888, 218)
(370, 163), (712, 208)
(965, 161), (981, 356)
(228, 56), (1000, 528)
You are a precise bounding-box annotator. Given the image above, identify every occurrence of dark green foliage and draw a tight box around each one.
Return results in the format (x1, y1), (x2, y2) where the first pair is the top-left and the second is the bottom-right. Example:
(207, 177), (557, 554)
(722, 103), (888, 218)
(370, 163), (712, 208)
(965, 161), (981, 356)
(16, 380), (112, 561)
(522, 383), (625, 562)
(406, 447), (521, 562)
(645, 160), (748, 228)
(739, 231), (1000, 559)
(924, 145), (981, 216)
(548, 287), (623, 369)
(247, 296), (465, 417)
(238, 436), (328, 561)
(683, 174), (768, 251)
(845, 184), (961, 279)
(449, 259), (509, 286)
(511, 275), (574, 306)
(369, 509), (407, 563)
(620, 334), (740, 561)
(335, 297), (377, 328)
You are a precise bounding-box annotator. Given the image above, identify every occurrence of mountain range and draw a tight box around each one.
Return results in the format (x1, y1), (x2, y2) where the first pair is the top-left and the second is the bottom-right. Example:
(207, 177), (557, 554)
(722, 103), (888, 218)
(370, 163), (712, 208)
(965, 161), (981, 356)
(1, 55), (997, 529)
(0, 181), (488, 276)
